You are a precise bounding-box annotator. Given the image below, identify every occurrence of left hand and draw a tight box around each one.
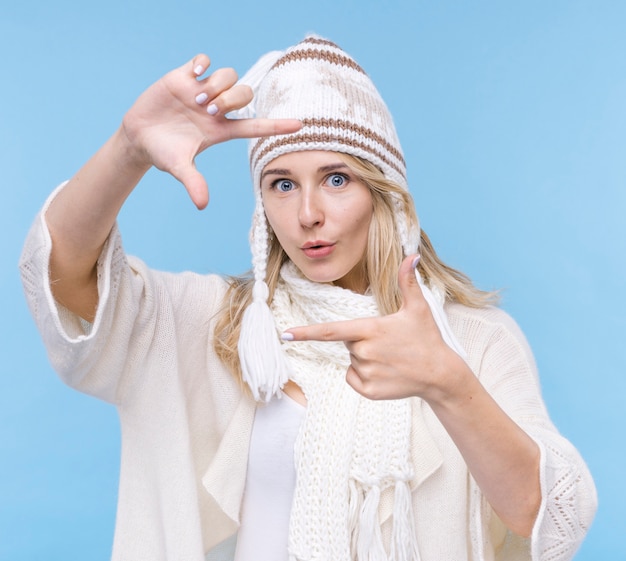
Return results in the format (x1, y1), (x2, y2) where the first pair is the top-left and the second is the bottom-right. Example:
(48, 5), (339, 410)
(283, 255), (472, 401)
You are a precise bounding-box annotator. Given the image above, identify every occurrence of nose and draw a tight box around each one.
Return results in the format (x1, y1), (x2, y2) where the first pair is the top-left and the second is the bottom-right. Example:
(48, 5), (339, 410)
(298, 187), (324, 229)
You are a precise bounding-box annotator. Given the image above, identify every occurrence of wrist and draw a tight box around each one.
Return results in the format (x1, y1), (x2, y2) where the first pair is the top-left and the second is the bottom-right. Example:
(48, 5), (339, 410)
(112, 124), (153, 175)
(421, 351), (478, 410)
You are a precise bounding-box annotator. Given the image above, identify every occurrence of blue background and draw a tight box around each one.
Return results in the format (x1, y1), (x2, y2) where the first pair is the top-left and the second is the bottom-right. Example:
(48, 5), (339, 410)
(1, 1), (624, 559)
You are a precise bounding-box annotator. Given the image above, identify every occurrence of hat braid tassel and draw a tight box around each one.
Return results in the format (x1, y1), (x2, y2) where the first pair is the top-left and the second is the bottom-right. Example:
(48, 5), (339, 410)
(238, 279), (290, 402)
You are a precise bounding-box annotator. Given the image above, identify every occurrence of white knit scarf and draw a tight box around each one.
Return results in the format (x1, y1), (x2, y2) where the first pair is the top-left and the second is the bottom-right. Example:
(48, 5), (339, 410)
(271, 262), (420, 561)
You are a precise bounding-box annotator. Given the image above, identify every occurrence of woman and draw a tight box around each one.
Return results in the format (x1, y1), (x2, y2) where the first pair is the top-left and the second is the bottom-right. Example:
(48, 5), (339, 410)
(20, 35), (596, 561)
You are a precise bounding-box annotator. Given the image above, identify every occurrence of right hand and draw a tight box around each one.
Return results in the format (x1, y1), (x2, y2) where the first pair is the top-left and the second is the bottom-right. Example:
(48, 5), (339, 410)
(120, 54), (301, 209)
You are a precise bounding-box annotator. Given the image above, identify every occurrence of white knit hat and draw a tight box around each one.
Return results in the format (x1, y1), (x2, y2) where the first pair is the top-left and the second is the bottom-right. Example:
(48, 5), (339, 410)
(235, 35), (425, 401)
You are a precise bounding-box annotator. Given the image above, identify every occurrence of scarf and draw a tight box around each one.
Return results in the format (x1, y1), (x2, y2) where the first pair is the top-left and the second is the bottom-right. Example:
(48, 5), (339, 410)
(271, 261), (420, 561)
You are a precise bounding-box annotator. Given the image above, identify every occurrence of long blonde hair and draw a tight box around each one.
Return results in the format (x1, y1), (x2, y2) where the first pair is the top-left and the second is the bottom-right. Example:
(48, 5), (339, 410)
(214, 153), (498, 382)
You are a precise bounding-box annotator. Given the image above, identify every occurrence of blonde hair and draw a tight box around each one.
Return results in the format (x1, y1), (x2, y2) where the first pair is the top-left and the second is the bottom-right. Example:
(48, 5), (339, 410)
(214, 154), (498, 382)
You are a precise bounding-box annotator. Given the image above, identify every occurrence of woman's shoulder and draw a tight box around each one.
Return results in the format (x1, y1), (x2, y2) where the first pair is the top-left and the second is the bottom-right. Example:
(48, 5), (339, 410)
(126, 257), (233, 317)
(444, 301), (536, 368)
(129, 257), (230, 292)
(145, 264), (230, 290)
(445, 301), (526, 339)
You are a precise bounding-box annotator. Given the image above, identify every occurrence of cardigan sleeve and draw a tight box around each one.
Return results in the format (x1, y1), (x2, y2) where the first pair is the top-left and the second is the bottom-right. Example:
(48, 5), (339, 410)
(19, 184), (142, 403)
(467, 307), (597, 561)
(20, 185), (221, 405)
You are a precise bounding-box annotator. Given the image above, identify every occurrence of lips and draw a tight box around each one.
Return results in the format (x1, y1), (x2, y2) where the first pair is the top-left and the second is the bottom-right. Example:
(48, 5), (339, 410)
(301, 241), (336, 258)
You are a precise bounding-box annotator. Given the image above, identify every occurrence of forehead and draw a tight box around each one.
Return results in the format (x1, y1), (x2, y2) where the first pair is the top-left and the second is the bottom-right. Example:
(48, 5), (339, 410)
(263, 150), (348, 172)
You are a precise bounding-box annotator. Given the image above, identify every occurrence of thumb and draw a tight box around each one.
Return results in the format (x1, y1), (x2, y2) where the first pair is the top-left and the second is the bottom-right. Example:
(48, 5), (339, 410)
(171, 162), (209, 210)
(398, 254), (424, 309)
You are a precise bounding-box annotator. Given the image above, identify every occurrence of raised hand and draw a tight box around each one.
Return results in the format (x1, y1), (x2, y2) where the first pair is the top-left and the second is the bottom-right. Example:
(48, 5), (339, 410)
(121, 54), (301, 209)
(45, 54), (301, 321)
(282, 255), (472, 401)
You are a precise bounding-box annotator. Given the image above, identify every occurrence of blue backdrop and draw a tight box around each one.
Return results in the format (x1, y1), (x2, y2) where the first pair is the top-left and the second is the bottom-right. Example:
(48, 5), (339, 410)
(1, 1), (624, 559)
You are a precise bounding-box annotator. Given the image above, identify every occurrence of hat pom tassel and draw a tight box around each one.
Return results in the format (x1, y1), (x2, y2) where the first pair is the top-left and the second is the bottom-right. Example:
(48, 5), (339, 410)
(237, 280), (291, 402)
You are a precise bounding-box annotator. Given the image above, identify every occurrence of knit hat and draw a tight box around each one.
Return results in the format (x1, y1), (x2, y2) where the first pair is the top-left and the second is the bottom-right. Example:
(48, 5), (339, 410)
(236, 35), (423, 401)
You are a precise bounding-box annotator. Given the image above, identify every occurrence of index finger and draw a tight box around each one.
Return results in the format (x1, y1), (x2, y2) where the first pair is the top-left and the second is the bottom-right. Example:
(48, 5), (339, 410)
(227, 117), (302, 140)
(282, 317), (370, 343)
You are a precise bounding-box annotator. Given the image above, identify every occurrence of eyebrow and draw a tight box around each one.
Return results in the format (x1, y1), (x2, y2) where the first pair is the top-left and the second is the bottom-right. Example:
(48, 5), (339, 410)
(260, 163), (350, 182)
(261, 168), (290, 181)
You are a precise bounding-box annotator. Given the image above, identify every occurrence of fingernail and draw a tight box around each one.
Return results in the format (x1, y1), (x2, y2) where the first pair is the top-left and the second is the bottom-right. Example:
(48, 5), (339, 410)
(194, 64), (204, 76)
(411, 255), (421, 269)
(207, 103), (218, 115)
(195, 92), (208, 105)
(281, 332), (294, 341)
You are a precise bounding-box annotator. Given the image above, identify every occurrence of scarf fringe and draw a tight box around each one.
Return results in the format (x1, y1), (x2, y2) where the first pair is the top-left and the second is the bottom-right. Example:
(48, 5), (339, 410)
(390, 480), (421, 561)
(357, 485), (387, 561)
(350, 479), (421, 561)
(348, 479), (363, 555)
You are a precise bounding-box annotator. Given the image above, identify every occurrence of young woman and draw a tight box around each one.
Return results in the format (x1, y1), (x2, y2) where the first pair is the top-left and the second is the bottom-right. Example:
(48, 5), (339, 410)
(20, 35), (596, 561)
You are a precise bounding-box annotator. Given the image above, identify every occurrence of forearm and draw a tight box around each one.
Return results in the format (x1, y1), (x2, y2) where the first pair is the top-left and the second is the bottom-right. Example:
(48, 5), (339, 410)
(426, 360), (541, 538)
(46, 126), (151, 321)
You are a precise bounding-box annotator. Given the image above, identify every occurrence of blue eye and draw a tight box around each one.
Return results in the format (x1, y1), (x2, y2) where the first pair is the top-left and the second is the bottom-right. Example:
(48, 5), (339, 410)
(326, 174), (347, 188)
(275, 179), (295, 192)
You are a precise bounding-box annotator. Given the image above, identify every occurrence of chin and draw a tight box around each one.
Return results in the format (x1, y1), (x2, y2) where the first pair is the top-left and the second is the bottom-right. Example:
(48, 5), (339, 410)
(295, 266), (343, 286)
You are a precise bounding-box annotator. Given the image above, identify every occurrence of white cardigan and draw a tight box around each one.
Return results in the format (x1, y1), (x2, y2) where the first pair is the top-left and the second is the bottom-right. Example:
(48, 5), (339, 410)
(19, 190), (597, 561)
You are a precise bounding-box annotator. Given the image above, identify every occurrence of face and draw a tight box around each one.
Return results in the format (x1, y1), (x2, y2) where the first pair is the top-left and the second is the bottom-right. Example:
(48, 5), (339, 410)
(261, 151), (374, 293)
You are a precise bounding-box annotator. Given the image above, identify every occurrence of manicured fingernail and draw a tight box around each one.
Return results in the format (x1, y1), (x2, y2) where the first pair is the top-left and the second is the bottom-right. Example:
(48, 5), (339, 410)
(194, 64), (204, 76)
(195, 92), (208, 105)
(411, 255), (421, 269)
(281, 332), (294, 341)
(207, 103), (218, 115)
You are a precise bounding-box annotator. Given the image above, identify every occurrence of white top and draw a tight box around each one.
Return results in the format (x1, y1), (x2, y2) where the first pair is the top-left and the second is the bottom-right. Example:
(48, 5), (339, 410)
(235, 395), (306, 561)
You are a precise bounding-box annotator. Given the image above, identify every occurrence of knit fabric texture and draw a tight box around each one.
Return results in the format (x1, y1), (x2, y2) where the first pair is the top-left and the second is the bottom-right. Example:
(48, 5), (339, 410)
(272, 262), (417, 561)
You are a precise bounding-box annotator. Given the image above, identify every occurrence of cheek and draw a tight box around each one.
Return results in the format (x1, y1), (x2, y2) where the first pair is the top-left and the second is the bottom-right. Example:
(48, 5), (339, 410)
(352, 203), (374, 238)
(350, 187), (374, 227)
(264, 208), (292, 249)
(262, 201), (282, 236)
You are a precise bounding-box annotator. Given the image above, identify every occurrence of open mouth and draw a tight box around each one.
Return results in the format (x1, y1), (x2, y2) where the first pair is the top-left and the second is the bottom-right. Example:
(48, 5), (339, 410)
(302, 242), (335, 258)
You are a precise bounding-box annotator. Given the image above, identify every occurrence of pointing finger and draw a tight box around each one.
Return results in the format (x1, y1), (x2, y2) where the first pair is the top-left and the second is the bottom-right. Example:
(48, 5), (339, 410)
(282, 317), (371, 343)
